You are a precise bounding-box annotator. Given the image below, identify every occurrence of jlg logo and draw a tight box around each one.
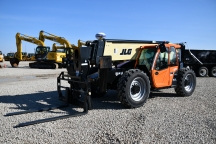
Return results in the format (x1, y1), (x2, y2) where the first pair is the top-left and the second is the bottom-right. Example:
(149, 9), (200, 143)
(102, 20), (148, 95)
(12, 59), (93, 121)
(120, 49), (132, 55)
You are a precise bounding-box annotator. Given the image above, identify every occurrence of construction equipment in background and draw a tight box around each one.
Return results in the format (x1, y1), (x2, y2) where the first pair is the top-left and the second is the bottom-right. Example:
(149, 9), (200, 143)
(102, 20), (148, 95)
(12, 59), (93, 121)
(39, 30), (72, 47)
(21, 52), (28, 61)
(46, 38), (85, 69)
(184, 49), (216, 77)
(26, 53), (35, 61)
(10, 33), (50, 67)
(29, 30), (85, 69)
(0, 51), (3, 62)
(54, 40), (86, 68)
(4, 53), (15, 61)
(6, 33), (199, 127)
(29, 30), (73, 69)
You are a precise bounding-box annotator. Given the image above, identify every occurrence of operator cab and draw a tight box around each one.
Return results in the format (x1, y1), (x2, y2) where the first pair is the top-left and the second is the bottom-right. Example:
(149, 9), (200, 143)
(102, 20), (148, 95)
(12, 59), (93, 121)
(7, 53), (15, 57)
(35, 46), (50, 60)
(146, 43), (181, 88)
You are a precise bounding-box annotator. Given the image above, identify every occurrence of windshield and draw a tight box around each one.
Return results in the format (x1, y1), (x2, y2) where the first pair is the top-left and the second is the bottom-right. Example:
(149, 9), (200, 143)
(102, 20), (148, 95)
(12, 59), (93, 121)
(0, 51), (2, 55)
(35, 47), (50, 54)
(7, 53), (14, 57)
(139, 48), (157, 70)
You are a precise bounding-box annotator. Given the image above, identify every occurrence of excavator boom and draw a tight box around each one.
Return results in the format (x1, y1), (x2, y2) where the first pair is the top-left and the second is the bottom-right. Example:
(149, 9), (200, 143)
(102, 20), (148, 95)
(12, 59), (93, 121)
(10, 33), (48, 67)
(39, 31), (72, 48)
(29, 31), (87, 69)
(31, 30), (80, 69)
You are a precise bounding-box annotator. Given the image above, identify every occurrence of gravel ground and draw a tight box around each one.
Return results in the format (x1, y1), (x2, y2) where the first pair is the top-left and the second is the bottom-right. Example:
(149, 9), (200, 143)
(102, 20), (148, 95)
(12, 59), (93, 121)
(0, 61), (215, 143)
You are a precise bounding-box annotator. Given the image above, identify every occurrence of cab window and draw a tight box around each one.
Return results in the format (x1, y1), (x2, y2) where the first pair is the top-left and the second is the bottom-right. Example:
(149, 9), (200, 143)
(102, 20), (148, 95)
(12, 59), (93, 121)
(139, 48), (157, 70)
(169, 46), (177, 65)
(155, 47), (169, 70)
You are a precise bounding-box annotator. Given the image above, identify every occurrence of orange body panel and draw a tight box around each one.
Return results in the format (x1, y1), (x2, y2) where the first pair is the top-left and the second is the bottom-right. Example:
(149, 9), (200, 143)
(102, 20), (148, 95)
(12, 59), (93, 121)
(151, 69), (170, 87)
(151, 66), (178, 88)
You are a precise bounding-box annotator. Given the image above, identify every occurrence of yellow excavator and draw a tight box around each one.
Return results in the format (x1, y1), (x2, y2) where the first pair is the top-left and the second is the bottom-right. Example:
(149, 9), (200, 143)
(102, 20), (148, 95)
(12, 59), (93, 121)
(4, 53), (15, 61)
(26, 53), (35, 61)
(10, 33), (50, 67)
(29, 30), (85, 69)
(31, 30), (73, 69)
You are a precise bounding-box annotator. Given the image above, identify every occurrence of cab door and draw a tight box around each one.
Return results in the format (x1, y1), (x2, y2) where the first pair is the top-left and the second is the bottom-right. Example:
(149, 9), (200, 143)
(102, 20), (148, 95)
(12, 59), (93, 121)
(151, 45), (178, 88)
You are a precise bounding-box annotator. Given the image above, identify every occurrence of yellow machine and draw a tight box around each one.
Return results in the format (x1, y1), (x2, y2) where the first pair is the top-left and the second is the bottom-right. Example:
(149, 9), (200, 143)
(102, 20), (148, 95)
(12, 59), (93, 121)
(4, 53), (14, 61)
(47, 43), (66, 64)
(35, 30), (73, 68)
(21, 52), (28, 61)
(0, 51), (3, 62)
(26, 53), (35, 61)
(10, 33), (50, 67)
(29, 30), (85, 69)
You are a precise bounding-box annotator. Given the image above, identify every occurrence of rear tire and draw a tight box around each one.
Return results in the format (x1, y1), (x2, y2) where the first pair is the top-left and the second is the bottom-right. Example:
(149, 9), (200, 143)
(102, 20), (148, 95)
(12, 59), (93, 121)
(209, 66), (216, 77)
(117, 69), (150, 108)
(175, 68), (196, 96)
(198, 66), (208, 77)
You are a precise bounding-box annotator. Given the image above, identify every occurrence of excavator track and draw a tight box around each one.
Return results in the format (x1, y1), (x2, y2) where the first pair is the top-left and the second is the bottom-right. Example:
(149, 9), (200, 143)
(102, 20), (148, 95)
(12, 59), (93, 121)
(29, 62), (59, 69)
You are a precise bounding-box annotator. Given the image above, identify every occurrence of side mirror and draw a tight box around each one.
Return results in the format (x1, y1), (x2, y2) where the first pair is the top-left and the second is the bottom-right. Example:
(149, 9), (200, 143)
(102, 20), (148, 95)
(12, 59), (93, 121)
(158, 43), (166, 53)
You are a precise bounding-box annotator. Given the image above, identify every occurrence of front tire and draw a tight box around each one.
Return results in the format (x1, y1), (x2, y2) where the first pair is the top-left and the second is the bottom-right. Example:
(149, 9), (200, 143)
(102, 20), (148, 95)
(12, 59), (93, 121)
(175, 68), (196, 96)
(117, 69), (150, 108)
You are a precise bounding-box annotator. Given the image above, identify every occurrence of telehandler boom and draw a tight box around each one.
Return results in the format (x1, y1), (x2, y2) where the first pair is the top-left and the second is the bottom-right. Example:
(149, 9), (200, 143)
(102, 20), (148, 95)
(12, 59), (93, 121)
(10, 33), (50, 67)
(6, 33), (198, 128)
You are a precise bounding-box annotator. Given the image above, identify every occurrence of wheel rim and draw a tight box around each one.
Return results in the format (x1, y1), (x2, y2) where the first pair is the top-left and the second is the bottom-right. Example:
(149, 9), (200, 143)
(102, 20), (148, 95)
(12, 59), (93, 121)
(212, 68), (216, 77)
(184, 74), (194, 92)
(130, 77), (146, 101)
(199, 68), (207, 76)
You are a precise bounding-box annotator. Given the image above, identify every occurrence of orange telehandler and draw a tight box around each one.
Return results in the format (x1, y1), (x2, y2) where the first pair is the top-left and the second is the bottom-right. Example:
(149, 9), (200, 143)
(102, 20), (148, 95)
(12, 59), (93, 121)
(6, 33), (200, 128)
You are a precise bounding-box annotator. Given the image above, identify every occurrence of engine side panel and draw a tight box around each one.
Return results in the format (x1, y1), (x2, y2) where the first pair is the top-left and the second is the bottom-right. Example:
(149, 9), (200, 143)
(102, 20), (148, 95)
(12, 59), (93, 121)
(103, 41), (158, 61)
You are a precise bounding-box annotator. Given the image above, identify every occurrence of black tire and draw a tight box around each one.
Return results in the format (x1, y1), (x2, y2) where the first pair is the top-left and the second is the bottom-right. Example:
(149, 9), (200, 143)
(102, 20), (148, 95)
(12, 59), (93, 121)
(198, 66), (208, 77)
(209, 66), (216, 77)
(117, 69), (150, 108)
(175, 68), (196, 96)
